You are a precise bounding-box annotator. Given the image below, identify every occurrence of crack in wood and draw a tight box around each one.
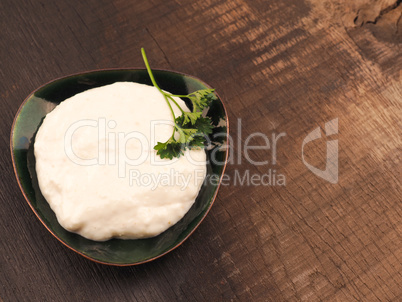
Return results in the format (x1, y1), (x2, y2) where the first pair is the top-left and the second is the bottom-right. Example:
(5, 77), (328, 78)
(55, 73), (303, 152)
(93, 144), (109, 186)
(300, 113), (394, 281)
(366, 0), (401, 24)
(354, 0), (402, 26)
(144, 27), (172, 67)
(395, 12), (402, 33)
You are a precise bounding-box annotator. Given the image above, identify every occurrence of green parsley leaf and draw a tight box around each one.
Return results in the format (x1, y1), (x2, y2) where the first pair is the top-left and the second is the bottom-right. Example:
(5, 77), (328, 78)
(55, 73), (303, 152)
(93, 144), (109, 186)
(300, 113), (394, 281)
(189, 132), (208, 148)
(188, 89), (217, 112)
(174, 125), (198, 144)
(193, 117), (214, 135)
(141, 48), (217, 159)
(154, 139), (183, 160)
(182, 111), (202, 125)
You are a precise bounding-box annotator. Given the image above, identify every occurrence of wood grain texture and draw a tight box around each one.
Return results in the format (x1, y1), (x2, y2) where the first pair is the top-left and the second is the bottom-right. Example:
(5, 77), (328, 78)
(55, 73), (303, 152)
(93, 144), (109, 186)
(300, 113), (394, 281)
(1, 0), (401, 301)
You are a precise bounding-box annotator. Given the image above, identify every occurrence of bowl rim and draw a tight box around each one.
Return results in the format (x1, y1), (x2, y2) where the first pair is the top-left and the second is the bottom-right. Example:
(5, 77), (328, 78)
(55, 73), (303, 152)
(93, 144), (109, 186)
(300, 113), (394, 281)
(10, 67), (229, 266)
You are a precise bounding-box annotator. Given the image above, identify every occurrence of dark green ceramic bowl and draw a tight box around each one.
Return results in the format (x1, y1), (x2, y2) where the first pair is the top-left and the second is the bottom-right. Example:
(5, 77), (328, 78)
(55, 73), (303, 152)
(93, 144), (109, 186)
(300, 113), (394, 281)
(10, 69), (228, 266)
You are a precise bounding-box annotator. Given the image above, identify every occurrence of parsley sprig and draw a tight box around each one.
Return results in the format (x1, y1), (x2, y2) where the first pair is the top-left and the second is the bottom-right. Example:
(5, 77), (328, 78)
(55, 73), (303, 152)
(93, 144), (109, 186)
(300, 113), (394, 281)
(141, 48), (217, 159)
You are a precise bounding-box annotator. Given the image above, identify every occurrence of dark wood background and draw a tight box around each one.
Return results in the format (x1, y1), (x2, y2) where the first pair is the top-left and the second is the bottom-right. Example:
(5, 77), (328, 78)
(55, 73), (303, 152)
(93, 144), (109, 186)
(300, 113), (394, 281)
(1, 0), (401, 301)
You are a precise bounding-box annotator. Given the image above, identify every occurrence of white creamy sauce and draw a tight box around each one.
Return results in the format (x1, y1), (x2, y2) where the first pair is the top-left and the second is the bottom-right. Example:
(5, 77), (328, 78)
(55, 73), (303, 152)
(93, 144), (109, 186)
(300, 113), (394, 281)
(34, 82), (207, 241)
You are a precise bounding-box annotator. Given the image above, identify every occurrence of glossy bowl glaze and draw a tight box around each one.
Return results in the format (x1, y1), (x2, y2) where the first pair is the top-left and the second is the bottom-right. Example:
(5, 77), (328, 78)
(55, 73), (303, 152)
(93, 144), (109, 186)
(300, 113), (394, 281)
(10, 69), (228, 265)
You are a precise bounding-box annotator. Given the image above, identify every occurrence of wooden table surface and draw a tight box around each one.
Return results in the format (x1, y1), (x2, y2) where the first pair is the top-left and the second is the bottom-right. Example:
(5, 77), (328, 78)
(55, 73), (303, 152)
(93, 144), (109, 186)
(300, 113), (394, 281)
(1, 0), (401, 301)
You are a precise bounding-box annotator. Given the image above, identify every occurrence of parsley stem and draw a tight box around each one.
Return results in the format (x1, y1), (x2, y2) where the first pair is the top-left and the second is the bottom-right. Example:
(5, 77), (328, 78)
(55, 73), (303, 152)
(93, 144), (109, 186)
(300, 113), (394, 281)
(163, 95), (176, 129)
(171, 94), (191, 98)
(141, 48), (215, 159)
(141, 48), (176, 121)
(167, 95), (185, 114)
